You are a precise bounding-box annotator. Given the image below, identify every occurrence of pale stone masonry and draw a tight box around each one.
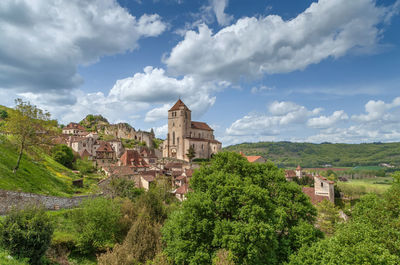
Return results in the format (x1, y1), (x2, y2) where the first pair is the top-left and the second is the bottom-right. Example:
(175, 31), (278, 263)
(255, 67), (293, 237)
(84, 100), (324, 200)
(163, 99), (222, 161)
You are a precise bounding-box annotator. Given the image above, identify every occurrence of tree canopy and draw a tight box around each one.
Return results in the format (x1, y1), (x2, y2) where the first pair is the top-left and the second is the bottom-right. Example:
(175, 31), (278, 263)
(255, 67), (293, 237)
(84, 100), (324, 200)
(162, 152), (321, 265)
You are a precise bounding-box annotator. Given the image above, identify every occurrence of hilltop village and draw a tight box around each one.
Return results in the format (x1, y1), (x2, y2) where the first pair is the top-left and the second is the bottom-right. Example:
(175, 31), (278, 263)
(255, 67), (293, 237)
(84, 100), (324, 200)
(51, 99), (334, 204)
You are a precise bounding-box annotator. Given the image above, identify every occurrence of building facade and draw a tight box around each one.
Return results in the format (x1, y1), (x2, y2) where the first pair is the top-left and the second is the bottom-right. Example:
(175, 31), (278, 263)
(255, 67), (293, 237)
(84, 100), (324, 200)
(163, 99), (221, 161)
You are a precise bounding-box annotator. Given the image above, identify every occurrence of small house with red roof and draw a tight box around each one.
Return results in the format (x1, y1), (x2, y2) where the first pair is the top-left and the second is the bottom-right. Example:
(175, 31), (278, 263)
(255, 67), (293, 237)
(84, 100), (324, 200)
(119, 150), (149, 171)
(62, 122), (87, 136)
(239, 152), (266, 163)
(302, 175), (335, 204)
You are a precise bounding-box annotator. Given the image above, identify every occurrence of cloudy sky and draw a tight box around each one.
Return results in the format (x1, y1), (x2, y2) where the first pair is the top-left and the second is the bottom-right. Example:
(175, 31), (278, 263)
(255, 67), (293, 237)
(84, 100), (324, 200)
(0, 0), (399, 146)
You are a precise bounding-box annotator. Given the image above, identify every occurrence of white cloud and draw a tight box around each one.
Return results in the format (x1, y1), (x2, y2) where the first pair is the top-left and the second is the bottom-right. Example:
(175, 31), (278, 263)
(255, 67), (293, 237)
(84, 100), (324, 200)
(352, 97), (400, 123)
(154, 124), (168, 139)
(210, 0), (233, 26)
(307, 110), (349, 128)
(226, 101), (321, 136)
(165, 0), (392, 82)
(145, 104), (171, 123)
(0, 0), (166, 99)
(251, 85), (273, 94)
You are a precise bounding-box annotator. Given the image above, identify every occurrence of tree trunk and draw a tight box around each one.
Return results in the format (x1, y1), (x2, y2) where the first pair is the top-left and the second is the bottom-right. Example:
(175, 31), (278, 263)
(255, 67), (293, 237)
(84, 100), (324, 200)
(13, 140), (24, 173)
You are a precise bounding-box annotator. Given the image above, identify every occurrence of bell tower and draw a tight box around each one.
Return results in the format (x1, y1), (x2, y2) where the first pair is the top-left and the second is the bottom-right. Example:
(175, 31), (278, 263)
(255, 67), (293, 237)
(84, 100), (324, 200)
(166, 99), (191, 159)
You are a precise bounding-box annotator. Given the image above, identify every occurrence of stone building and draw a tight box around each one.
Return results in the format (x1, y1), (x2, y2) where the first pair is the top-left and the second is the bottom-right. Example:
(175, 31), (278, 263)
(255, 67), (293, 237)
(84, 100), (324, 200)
(62, 122), (87, 135)
(163, 99), (221, 161)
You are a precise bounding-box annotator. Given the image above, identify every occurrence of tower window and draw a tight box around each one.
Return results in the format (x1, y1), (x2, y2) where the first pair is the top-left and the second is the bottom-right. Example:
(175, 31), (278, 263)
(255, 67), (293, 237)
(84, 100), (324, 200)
(321, 182), (323, 187)
(173, 132), (175, 145)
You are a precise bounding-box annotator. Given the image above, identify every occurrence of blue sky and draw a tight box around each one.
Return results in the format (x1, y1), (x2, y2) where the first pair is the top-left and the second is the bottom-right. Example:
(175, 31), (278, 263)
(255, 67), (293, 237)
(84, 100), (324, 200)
(0, 0), (399, 146)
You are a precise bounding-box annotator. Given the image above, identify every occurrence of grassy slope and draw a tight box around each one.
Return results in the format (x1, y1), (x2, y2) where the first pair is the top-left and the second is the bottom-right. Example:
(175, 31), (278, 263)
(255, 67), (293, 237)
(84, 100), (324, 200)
(224, 142), (400, 167)
(0, 136), (98, 197)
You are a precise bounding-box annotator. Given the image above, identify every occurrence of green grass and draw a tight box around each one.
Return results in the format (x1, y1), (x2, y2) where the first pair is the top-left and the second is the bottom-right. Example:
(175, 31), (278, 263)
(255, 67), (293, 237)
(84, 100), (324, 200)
(337, 177), (393, 198)
(0, 136), (99, 196)
(0, 249), (28, 265)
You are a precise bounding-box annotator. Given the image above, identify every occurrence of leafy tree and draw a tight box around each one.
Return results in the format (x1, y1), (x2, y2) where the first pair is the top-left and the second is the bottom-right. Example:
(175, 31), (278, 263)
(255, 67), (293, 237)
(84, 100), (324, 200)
(109, 178), (144, 201)
(51, 144), (74, 168)
(162, 152), (321, 265)
(315, 200), (341, 236)
(288, 176), (400, 264)
(72, 197), (122, 254)
(0, 206), (53, 265)
(186, 145), (196, 163)
(1, 99), (54, 172)
(0, 109), (8, 119)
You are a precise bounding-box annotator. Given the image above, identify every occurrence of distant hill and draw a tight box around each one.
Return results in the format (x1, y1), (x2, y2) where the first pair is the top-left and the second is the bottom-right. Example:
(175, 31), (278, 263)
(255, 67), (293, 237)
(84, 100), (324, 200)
(223, 141), (400, 168)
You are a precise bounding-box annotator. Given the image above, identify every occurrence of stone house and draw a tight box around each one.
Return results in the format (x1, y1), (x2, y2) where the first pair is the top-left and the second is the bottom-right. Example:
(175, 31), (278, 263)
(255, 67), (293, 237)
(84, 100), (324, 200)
(95, 141), (116, 166)
(118, 150), (149, 171)
(107, 139), (125, 158)
(62, 122), (87, 135)
(163, 99), (222, 161)
(302, 175), (335, 204)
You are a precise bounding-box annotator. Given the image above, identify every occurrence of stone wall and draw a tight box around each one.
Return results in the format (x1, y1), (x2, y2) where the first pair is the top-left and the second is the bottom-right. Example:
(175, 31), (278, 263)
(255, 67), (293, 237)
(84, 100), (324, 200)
(0, 190), (99, 214)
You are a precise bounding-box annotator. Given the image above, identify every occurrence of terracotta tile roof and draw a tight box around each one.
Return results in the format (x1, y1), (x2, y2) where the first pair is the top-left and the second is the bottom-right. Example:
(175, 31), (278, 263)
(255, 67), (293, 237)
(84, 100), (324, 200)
(185, 169), (194, 177)
(79, 149), (91, 158)
(296, 165), (302, 170)
(175, 183), (189, 195)
(65, 122), (86, 131)
(97, 141), (114, 152)
(302, 187), (329, 205)
(120, 150), (149, 168)
(172, 170), (183, 177)
(246, 156), (264, 163)
(169, 99), (189, 111)
(285, 170), (297, 178)
(106, 166), (135, 176)
(176, 174), (186, 181)
(165, 162), (183, 170)
(191, 121), (213, 131)
(315, 175), (335, 184)
(141, 175), (155, 182)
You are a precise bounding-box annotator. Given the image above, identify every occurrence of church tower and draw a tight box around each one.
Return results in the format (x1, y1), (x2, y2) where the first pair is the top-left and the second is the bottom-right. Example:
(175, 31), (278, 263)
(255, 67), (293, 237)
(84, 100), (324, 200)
(166, 99), (191, 159)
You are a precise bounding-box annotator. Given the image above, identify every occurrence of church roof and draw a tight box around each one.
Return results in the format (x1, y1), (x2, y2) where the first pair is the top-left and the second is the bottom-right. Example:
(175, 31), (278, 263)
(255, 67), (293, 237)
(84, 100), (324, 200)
(169, 99), (190, 111)
(191, 121), (213, 131)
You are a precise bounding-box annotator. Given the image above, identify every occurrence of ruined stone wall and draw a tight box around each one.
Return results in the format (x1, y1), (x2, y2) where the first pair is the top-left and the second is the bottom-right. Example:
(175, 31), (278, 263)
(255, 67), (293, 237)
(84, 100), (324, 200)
(102, 123), (154, 148)
(0, 190), (99, 214)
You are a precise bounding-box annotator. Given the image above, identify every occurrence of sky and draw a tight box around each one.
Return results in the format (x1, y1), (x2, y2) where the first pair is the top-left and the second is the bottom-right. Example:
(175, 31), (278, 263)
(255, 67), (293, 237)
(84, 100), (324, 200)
(0, 0), (399, 146)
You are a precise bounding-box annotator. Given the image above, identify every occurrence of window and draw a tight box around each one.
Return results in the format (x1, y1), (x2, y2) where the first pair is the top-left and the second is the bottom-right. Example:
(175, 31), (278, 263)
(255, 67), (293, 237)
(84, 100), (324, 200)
(321, 182), (323, 187)
(198, 133), (201, 138)
(177, 137), (180, 145)
(173, 122), (175, 127)
(173, 132), (175, 145)
(201, 144), (204, 150)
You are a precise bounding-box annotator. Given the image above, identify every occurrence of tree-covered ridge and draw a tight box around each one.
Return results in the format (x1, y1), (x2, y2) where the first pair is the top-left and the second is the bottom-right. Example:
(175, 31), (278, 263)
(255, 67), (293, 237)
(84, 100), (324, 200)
(224, 141), (400, 167)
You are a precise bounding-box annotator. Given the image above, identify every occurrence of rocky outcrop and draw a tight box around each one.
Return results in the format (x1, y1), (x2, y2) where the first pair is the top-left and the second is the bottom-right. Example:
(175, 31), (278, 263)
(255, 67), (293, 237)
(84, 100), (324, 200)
(103, 123), (155, 148)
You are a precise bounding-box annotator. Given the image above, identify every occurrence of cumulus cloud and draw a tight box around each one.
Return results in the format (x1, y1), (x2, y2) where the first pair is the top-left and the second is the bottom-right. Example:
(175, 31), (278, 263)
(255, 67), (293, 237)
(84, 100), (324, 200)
(307, 110), (349, 128)
(352, 97), (400, 123)
(0, 0), (166, 100)
(226, 101), (321, 136)
(165, 0), (393, 82)
(210, 0), (233, 26)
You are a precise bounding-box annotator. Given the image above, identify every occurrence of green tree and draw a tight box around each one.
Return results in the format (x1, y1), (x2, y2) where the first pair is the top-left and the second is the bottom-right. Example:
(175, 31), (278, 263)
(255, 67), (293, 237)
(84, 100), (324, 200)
(315, 200), (341, 236)
(72, 197), (122, 254)
(0, 109), (8, 119)
(162, 152), (320, 265)
(51, 144), (74, 168)
(186, 146), (196, 163)
(1, 99), (53, 173)
(0, 206), (53, 265)
(288, 177), (400, 265)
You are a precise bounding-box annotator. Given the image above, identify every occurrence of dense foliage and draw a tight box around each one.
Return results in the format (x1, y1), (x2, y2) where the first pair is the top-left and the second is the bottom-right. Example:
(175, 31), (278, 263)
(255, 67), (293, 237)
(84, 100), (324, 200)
(224, 141), (400, 167)
(162, 152), (322, 264)
(0, 206), (53, 264)
(288, 181), (400, 264)
(51, 144), (74, 168)
(72, 197), (122, 254)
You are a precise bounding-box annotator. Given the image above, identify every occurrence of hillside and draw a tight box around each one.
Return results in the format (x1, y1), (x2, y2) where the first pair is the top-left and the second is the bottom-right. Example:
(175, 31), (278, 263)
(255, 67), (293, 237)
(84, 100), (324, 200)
(224, 141), (400, 168)
(0, 135), (95, 197)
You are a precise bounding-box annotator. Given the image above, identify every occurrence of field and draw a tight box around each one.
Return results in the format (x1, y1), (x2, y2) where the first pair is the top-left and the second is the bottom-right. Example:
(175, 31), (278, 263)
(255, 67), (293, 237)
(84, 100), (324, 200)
(337, 176), (393, 198)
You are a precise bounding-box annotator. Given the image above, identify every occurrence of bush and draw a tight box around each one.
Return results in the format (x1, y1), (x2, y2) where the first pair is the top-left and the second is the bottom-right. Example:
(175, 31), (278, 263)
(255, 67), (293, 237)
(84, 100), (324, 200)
(109, 178), (144, 201)
(74, 157), (95, 174)
(0, 206), (53, 265)
(72, 197), (122, 254)
(51, 144), (74, 168)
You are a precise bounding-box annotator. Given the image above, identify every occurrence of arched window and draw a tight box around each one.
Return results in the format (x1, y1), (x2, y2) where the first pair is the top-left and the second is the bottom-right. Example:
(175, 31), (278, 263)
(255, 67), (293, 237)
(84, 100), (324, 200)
(173, 131), (175, 145)
(177, 137), (180, 145)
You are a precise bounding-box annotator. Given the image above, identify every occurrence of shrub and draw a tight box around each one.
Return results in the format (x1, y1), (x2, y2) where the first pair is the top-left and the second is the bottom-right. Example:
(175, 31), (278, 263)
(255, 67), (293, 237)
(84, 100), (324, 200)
(74, 157), (95, 174)
(72, 197), (122, 254)
(51, 144), (74, 168)
(0, 206), (53, 265)
(109, 178), (144, 201)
